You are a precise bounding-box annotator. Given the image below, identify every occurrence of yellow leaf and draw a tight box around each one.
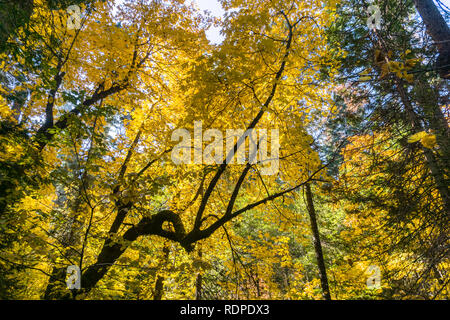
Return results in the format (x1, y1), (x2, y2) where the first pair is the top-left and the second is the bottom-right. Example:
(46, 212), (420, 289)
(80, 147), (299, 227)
(420, 134), (436, 149)
(407, 131), (427, 143)
(408, 131), (436, 149)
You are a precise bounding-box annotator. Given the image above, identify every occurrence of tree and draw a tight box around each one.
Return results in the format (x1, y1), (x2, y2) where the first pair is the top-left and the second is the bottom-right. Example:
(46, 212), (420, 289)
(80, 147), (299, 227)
(304, 183), (331, 300)
(324, 0), (449, 298)
(2, 0), (447, 301)
(1, 0), (340, 299)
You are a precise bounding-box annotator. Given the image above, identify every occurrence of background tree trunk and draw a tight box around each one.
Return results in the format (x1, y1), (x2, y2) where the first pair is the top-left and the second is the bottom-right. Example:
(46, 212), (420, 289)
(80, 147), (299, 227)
(195, 249), (203, 300)
(153, 245), (170, 300)
(305, 183), (331, 300)
(414, 0), (450, 78)
(153, 276), (164, 300)
(195, 274), (202, 300)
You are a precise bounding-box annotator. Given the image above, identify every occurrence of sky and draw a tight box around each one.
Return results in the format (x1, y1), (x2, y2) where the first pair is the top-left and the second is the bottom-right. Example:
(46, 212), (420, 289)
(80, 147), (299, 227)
(193, 0), (224, 44)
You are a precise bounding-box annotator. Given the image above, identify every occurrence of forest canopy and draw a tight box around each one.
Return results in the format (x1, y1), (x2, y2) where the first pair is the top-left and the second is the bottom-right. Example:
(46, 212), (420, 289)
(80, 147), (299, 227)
(0, 0), (448, 300)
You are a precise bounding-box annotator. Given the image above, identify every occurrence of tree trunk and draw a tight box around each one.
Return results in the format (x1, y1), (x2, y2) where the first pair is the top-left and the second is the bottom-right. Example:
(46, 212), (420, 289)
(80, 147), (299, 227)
(414, 0), (450, 79)
(195, 249), (202, 300)
(195, 274), (202, 300)
(153, 276), (164, 300)
(305, 183), (331, 300)
(153, 245), (169, 300)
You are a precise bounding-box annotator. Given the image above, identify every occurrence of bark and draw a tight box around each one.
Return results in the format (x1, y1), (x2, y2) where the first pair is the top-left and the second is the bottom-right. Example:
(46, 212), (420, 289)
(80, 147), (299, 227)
(195, 250), (203, 300)
(414, 0), (450, 79)
(153, 276), (164, 300)
(195, 274), (202, 300)
(305, 183), (331, 300)
(153, 245), (169, 300)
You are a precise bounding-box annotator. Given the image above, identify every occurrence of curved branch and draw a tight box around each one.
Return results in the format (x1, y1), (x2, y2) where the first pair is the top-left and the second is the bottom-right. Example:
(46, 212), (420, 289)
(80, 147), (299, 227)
(78, 210), (187, 296)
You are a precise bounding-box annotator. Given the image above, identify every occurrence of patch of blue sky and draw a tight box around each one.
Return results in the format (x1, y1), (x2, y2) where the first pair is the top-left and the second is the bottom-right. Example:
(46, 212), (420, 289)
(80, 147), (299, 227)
(192, 0), (225, 44)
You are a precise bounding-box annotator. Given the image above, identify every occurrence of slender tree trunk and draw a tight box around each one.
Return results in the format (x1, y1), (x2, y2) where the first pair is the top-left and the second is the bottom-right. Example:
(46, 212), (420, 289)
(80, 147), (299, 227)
(195, 274), (202, 300)
(195, 249), (202, 300)
(153, 276), (164, 300)
(153, 245), (169, 300)
(305, 183), (331, 300)
(414, 0), (450, 78)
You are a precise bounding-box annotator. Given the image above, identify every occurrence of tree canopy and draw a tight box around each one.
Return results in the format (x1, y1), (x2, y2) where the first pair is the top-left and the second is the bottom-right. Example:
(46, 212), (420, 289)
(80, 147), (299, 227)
(0, 0), (448, 300)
